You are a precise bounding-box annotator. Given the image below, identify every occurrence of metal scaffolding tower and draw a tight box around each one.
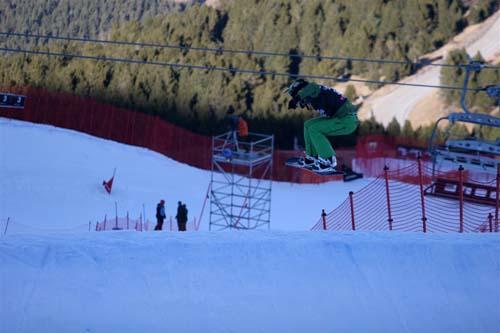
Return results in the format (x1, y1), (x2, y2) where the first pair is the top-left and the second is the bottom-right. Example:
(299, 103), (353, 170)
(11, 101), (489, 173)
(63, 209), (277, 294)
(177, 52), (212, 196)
(210, 131), (274, 230)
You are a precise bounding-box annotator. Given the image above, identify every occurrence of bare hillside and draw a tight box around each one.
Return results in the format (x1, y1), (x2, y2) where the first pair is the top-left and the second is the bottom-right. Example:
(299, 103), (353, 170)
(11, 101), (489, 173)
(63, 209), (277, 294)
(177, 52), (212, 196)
(357, 10), (500, 127)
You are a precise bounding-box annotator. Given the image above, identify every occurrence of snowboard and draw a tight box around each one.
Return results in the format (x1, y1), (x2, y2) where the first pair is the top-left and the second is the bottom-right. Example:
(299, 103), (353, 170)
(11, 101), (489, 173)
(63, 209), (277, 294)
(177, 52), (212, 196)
(285, 157), (364, 181)
(285, 157), (344, 176)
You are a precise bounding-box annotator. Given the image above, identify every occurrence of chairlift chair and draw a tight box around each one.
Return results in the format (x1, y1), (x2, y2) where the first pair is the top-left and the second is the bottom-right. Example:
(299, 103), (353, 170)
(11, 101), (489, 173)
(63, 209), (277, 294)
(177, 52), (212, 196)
(428, 60), (500, 175)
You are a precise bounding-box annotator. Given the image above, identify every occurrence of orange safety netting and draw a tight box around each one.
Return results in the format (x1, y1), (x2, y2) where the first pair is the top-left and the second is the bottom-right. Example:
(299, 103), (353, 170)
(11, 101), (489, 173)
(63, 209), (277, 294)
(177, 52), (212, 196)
(0, 86), (349, 183)
(312, 160), (499, 233)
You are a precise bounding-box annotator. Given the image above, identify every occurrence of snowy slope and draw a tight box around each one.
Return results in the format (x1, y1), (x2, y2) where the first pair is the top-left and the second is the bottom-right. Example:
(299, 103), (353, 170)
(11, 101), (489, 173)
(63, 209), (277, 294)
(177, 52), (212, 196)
(2, 118), (499, 333)
(0, 118), (371, 231)
(1, 231), (499, 333)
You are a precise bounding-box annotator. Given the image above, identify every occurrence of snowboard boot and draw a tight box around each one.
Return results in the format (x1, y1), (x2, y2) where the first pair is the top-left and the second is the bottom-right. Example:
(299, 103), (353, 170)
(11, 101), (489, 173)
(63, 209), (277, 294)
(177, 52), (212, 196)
(298, 154), (317, 168)
(308, 156), (337, 174)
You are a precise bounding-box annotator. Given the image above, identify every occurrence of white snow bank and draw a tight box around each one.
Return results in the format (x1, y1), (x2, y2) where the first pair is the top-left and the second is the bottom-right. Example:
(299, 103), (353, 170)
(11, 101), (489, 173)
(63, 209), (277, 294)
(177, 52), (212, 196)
(1, 231), (498, 333)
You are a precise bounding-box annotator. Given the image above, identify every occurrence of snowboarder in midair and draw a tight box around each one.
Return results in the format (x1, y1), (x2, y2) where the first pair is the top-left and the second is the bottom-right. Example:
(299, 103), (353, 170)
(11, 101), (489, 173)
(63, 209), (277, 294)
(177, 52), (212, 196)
(285, 79), (359, 173)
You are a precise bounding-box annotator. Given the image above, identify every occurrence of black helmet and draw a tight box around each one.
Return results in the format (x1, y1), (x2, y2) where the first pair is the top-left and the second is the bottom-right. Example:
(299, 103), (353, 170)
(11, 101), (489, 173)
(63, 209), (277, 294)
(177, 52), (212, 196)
(286, 79), (309, 98)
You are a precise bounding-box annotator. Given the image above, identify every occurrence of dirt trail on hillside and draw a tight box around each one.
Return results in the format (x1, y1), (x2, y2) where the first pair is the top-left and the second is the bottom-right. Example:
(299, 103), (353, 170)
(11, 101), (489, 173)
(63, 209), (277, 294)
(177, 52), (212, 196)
(358, 10), (500, 127)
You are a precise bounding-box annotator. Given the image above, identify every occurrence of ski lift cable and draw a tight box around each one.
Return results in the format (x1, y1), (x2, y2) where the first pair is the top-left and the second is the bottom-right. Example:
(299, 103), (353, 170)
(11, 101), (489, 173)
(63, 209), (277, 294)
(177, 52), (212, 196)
(1, 31), (499, 71)
(0, 46), (489, 92)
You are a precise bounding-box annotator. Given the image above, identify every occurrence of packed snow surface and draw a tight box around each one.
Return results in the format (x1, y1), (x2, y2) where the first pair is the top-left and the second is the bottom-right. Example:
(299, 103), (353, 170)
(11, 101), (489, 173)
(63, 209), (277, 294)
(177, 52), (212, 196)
(1, 118), (499, 332)
(1, 232), (499, 333)
(0, 118), (371, 231)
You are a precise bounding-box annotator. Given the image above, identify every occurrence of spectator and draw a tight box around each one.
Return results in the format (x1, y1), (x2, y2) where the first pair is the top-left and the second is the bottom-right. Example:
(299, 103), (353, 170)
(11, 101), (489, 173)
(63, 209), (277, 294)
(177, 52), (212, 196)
(238, 115), (249, 139)
(226, 105), (239, 149)
(238, 114), (250, 152)
(226, 105), (239, 133)
(155, 199), (166, 231)
(226, 106), (251, 153)
(179, 203), (188, 232)
(175, 201), (183, 231)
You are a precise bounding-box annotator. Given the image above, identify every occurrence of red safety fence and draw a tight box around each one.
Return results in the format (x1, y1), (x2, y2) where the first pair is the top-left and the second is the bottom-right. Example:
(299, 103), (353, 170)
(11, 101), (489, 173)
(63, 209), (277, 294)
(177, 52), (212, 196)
(0, 217), (92, 235)
(0, 86), (212, 168)
(5, 86), (489, 186)
(0, 86), (350, 183)
(95, 214), (199, 232)
(0, 215), (199, 234)
(95, 214), (151, 232)
(312, 160), (500, 233)
(166, 216), (199, 232)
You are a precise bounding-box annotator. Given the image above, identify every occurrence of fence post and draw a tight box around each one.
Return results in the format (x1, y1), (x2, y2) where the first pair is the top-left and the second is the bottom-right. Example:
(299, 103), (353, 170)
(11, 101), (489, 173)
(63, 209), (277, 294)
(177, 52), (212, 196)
(384, 166), (393, 231)
(495, 165), (499, 232)
(170, 216), (173, 231)
(88, 221), (91, 232)
(95, 221), (99, 231)
(126, 211), (129, 230)
(103, 214), (107, 231)
(349, 191), (356, 231)
(321, 209), (327, 230)
(114, 202), (118, 230)
(3, 217), (10, 236)
(488, 213), (493, 233)
(417, 156), (427, 233)
(458, 165), (464, 233)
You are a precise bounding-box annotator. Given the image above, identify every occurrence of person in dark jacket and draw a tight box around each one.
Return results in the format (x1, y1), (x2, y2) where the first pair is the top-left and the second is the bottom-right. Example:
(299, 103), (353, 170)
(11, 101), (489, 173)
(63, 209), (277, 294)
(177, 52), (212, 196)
(155, 199), (166, 231)
(175, 201), (183, 231)
(181, 204), (188, 231)
(285, 79), (359, 174)
(176, 202), (188, 232)
(225, 105), (240, 152)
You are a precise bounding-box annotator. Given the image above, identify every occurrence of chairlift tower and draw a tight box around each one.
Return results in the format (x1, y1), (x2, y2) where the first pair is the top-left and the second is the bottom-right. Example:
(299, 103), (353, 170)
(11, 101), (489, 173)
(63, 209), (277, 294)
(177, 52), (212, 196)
(428, 60), (500, 174)
(209, 131), (274, 230)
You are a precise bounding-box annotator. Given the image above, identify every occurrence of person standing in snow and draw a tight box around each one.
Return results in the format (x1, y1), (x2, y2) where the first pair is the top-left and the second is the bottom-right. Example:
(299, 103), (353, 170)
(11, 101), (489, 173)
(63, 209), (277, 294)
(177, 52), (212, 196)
(155, 199), (166, 231)
(178, 203), (188, 232)
(285, 79), (359, 174)
(175, 201), (184, 231)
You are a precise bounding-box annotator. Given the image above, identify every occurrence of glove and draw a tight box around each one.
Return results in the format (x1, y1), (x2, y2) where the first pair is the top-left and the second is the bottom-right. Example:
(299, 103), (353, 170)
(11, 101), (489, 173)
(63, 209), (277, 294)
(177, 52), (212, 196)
(288, 98), (299, 109)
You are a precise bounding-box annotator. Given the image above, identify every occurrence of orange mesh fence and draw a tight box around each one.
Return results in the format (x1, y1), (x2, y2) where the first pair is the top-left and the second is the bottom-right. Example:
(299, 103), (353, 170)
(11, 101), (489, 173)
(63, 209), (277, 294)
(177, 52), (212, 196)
(0, 86), (347, 184)
(95, 215), (198, 232)
(312, 160), (499, 233)
(0, 87), (212, 169)
(95, 215), (151, 232)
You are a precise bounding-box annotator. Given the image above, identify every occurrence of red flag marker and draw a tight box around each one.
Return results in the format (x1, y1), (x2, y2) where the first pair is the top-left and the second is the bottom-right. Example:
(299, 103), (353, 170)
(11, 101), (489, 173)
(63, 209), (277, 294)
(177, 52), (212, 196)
(103, 168), (116, 194)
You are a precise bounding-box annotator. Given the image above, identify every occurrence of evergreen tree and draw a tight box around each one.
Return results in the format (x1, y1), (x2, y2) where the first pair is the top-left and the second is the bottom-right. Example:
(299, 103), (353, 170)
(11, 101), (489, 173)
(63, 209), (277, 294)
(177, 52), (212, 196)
(386, 117), (402, 137)
(441, 49), (499, 113)
(468, 0), (500, 24)
(402, 120), (414, 138)
(0, 0), (493, 148)
(358, 115), (385, 136)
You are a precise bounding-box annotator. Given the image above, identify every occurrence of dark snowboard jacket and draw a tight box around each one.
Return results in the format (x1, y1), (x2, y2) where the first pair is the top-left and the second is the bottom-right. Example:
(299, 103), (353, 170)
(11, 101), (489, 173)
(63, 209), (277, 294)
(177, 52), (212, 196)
(176, 205), (188, 223)
(299, 84), (349, 118)
(156, 204), (165, 219)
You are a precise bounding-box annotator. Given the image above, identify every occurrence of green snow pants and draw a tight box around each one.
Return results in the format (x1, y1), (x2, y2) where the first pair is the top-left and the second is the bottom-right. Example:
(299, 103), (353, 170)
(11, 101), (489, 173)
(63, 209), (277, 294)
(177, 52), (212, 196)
(304, 108), (358, 159)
